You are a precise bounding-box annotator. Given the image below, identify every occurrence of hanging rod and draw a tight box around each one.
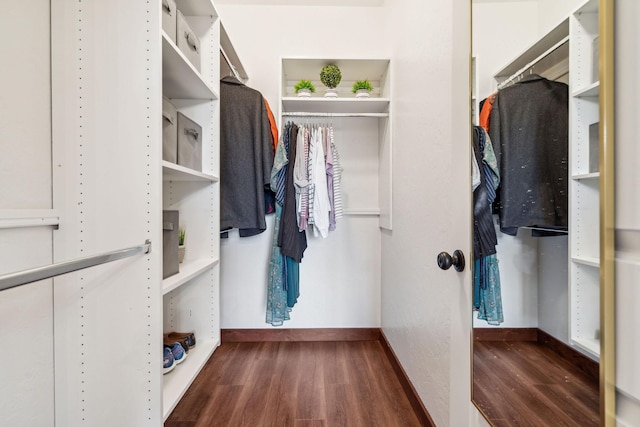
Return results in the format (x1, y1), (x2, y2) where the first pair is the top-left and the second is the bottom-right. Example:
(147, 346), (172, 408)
(520, 226), (569, 234)
(0, 240), (152, 292)
(282, 112), (389, 118)
(497, 36), (570, 90)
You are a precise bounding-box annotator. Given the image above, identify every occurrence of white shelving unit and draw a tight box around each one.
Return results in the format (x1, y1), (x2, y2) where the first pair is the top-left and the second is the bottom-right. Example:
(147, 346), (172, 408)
(569, 0), (601, 361)
(280, 58), (392, 229)
(160, 0), (226, 420)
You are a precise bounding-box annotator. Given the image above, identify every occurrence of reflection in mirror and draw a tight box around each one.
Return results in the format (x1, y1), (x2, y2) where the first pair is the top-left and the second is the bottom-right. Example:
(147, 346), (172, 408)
(470, 0), (609, 425)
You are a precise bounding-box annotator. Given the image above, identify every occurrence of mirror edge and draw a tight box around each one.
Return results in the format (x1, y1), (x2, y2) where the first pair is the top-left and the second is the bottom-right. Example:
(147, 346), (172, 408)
(599, 0), (615, 425)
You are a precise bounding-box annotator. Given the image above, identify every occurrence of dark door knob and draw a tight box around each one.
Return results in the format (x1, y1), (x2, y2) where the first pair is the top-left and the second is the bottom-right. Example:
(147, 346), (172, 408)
(437, 250), (465, 272)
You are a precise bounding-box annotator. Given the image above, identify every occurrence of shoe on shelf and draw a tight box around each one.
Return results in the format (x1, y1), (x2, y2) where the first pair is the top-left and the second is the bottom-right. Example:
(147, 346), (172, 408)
(163, 347), (175, 375)
(165, 342), (187, 365)
(163, 335), (190, 353)
(164, 331), (196, 349)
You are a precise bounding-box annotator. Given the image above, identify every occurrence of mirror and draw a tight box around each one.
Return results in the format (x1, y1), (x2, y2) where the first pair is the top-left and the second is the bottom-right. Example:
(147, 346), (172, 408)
(470, 0), (614, 425)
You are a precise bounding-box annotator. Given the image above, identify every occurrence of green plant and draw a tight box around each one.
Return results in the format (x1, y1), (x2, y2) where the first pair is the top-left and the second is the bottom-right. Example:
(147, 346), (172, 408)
(319, 65), (342, 89)
(352, 79), (374, 93)
(294, 80), (316, 93)
(179, 228), (185, 246)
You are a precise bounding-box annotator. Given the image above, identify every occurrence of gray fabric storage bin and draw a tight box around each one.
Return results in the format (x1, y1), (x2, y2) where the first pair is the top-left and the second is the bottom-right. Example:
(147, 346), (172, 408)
(176, 10), (201, 72)
(162, 97), (178, 163)
(163, 210), (179, 279)
(177, 112), (202, 171)
(161, 0), (177, 44)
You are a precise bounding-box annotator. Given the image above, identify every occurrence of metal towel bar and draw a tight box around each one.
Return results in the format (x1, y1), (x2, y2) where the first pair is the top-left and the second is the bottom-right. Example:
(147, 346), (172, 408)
(0, 240), (151, 292)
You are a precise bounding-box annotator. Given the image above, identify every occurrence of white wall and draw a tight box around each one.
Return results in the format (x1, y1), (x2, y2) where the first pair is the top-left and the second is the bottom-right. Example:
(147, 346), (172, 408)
(473, 1), (540, 100)
(216, 4), (389, 328)
(536, 0), (585, 35)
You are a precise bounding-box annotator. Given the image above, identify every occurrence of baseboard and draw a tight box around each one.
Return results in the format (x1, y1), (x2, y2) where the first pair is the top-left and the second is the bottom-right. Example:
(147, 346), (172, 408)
(536, 329), (599, 381)
(379, 331), (436, 427)
(473, 327), (538, 341)
(221, 328), (381, 342)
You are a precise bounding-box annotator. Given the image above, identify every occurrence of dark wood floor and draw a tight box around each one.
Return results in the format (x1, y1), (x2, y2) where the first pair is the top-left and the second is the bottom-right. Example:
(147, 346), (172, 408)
(165, 340), (423, 427)
(473, 340), (599, 426)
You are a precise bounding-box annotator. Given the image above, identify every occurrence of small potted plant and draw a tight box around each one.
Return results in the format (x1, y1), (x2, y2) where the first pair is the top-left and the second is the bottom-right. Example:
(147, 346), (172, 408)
(178, 228), (186, 264)
(320, 64), (342, 97)
(294, 80), (315, 97)
(352, 79), (374, 98)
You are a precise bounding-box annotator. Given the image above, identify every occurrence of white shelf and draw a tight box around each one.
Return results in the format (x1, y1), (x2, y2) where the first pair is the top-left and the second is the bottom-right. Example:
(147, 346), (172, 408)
(220, 23), (248, 81)
(162, 161), (218, 182)
(162, 339), (218, 421)
(572, 81), (600, 98)
(572, 256), (600, 267)
(175, 0), (219, 17)
(162, 33), (218, 100)
(494, 18), (569, 81)
(282, 97), (390, 114)
(572, 172), (600, 180)
(163, 258), (219, 295)
(344, 208), (381, 216)
(0, 209), (60, 229)
(573, 338), (600, 360)
(572, 337), (600, 360)
(282, 58), (390, 82)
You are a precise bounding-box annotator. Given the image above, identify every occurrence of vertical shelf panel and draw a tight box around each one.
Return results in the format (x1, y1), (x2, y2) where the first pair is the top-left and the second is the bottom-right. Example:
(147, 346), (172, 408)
(568, 0), (600, 360)
(161, 1), (222, 420)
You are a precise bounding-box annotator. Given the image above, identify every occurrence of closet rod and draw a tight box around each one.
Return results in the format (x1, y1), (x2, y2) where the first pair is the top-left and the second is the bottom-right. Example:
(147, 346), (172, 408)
(220, 46), (242, 81)
(0, 240), (152, 292)
(282, 112), (389, 118)
(497, 36), (569, 89)
(520, 226), (569, 234)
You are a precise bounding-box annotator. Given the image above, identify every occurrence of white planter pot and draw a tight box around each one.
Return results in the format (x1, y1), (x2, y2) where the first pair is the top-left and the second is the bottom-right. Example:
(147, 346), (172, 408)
(324, 88), (338, 98)
(355, 89), (371, 98)
(296, 88), (312, 97)
(178, 245), (185, 263)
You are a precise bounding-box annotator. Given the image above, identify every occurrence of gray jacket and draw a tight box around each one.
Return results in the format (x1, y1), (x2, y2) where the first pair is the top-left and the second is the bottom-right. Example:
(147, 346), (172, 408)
(220, 76), (274, 236)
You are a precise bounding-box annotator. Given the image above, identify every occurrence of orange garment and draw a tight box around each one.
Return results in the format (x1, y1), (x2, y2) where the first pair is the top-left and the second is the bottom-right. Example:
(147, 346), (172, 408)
(479, 91), (497, 132)
(263, 97), (279, 152)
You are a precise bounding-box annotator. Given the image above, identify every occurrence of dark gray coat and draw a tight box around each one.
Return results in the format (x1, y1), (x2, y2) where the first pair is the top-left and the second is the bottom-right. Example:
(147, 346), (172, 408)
(489, 74), (568, 235)
(220, 76), (274, 236)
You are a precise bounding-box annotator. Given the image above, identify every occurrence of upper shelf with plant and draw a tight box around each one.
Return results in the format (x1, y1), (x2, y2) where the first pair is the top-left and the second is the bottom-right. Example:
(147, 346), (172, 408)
(282, 58), (391, 99)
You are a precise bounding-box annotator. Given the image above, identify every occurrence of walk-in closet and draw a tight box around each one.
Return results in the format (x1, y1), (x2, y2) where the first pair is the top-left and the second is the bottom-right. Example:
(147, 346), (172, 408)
(1, 0), (637, 426)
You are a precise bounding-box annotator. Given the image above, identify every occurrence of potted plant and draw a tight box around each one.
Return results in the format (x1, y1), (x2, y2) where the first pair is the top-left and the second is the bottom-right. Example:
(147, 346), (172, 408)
(319, 64), (342, 97)
(294, 79), (316, 97)
(178, 228), (186, 264)
(352, 79), (374, 98)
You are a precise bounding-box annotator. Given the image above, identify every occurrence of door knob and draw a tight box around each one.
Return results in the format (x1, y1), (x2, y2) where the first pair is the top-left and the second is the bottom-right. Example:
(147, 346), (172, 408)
(437, 250), (465, 272)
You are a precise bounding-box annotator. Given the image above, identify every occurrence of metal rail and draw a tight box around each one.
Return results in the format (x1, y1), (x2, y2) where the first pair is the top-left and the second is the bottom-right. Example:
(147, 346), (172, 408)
(282, 112), (389, 118)
(0, 240), (152, 292)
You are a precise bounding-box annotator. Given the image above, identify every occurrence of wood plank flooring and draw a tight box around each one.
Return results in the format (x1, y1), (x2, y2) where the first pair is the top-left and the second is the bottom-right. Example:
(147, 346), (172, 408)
(473, 340), (599, 426)
(165, 341), (423, 427)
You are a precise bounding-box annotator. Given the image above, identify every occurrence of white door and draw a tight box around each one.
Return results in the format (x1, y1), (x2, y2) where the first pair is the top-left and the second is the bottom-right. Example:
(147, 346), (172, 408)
(0, 2), (56, 426)
(381, 0), (477, 426)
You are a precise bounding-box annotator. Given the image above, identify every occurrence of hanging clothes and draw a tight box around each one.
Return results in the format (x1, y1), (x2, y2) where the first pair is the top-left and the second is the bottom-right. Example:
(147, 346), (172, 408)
(278, 123), (307, 262)
(472, 126), (503, 325)
(488, 74), (569, 236)
(220, 76), (275, 237)
(310, 126), (331, 238)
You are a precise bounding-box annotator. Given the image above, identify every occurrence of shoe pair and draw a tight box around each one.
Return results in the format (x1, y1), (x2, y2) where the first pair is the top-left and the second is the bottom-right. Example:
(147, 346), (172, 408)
(164, 331), (196, 350)
(163, 342), (187, 375)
